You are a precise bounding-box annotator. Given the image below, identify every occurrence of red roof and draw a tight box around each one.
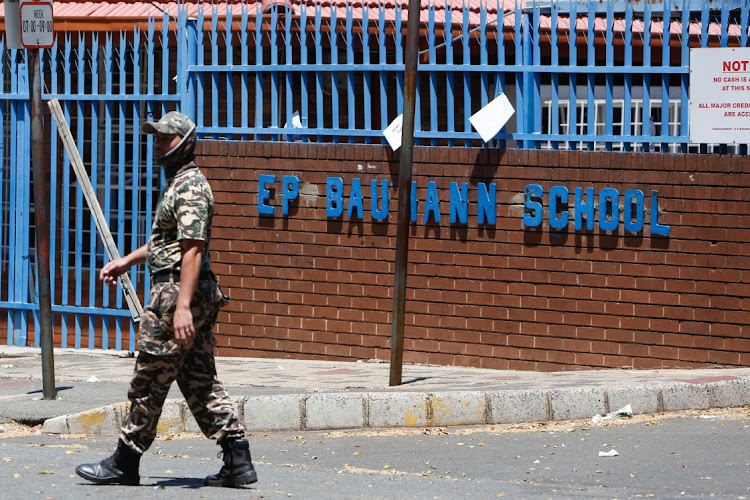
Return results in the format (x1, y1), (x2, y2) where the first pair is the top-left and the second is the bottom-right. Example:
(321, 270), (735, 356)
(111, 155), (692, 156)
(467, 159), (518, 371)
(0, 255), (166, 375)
(0, 0), (739, 36)
(0, 1), (511, 24)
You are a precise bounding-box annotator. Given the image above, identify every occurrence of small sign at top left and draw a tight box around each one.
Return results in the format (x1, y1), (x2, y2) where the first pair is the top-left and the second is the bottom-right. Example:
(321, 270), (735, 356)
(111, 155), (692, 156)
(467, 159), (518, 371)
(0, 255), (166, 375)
(4, 0), (23, 49)
(20, 1), (54, 49)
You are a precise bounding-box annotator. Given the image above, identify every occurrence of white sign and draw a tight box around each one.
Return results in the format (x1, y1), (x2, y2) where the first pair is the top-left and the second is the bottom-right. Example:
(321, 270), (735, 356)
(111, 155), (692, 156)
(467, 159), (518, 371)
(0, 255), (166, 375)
(4, 0), (23, 49)
(469, 93), (515, 143)
(689, 47), (750, 144)
(382, 114), (403, 151)
(20, 1), (54, 49)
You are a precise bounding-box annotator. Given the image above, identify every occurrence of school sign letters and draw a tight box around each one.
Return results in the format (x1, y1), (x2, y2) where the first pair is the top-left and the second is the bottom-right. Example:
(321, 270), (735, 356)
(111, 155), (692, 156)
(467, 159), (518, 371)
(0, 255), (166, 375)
(257, 175), (671, 236)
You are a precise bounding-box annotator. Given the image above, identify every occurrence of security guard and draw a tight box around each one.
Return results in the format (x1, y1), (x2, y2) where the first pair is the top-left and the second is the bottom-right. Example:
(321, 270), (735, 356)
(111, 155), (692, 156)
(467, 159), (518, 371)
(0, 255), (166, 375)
(76, 111), (256, 488)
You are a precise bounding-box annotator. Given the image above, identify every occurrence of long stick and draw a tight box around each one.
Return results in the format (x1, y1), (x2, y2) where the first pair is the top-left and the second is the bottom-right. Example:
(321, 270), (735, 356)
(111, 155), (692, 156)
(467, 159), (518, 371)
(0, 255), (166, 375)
(47, 98), (143, 323)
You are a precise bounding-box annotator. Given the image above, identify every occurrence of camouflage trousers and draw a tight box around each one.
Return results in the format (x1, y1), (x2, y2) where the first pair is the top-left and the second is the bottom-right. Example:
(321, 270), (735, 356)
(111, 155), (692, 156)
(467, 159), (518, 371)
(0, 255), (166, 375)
(120, 276), (243, 454)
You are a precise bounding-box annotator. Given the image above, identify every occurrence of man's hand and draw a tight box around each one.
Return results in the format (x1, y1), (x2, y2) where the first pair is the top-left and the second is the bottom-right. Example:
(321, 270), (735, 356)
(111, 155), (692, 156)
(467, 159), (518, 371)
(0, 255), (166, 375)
(173, 305), (195, 348)
(99, 245), (147, 286)
(100, 258), (129, 286)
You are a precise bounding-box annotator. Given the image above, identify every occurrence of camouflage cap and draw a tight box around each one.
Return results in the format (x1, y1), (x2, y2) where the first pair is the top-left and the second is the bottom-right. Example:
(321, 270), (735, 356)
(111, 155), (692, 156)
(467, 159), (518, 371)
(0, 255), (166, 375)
(142, 111), (195, 137)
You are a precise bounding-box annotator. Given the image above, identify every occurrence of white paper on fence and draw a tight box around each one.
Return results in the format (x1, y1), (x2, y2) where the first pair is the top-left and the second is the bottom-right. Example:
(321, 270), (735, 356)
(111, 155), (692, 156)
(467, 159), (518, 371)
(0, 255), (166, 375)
(283, 111), (304, 140)
(383, 114), (404, 151)
(290, 111), (303, 129)
(469, 93), (515, 143)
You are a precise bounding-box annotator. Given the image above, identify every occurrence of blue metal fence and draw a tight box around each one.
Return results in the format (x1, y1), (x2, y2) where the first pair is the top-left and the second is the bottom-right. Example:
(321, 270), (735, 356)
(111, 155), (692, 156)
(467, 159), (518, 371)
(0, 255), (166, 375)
(189, 0), (750, 151)
(0, 11), (189, 350)
(1, 0), (748, 350)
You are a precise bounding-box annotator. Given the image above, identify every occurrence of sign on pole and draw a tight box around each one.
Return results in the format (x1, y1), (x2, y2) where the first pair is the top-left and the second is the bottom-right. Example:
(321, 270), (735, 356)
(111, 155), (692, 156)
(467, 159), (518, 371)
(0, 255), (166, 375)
(689, 47), (750, 144)
(19, 1), (54, 49)
(4, 0), (23, 49)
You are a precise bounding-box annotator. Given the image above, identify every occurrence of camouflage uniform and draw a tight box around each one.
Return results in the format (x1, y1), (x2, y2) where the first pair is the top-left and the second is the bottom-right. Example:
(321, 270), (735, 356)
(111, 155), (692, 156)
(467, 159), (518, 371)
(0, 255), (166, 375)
(120, 112), (244, 454)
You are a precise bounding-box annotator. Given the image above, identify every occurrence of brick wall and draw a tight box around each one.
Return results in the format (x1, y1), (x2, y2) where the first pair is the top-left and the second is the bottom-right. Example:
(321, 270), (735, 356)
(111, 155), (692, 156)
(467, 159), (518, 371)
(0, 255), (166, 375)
(198, 141), (749, 371)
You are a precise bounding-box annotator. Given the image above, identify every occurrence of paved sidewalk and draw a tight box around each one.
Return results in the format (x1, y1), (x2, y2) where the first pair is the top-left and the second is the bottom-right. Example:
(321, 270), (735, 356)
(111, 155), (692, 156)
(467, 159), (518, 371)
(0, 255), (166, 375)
(1, 346), (748, 435)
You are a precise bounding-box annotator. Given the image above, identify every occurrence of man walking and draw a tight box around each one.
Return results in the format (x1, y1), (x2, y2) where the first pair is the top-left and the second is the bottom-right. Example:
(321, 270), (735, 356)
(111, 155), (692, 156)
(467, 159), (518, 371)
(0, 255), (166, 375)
(75, 111), (257, 488)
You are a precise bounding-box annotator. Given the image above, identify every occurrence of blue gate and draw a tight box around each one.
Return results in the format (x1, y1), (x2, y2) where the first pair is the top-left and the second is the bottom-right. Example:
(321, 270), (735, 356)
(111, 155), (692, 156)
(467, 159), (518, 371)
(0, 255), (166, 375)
(1, 0), (748, 350)
(0, 10), (194, 350)
(187, 0), (750, 152)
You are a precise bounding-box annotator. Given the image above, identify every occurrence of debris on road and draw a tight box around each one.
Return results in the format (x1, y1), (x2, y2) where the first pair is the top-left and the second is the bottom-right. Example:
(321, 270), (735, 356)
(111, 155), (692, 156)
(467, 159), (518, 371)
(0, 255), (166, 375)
(593, 404), (633, 424)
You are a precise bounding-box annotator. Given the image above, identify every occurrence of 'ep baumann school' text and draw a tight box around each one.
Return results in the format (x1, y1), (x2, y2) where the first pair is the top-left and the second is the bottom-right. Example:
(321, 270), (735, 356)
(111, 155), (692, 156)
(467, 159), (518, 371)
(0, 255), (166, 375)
(257, 175), (671, 236)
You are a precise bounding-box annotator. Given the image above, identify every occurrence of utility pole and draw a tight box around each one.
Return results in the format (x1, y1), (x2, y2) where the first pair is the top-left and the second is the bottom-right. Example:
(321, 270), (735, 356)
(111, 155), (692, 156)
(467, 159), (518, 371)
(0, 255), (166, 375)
(29, 47), (56, 400)
(15, 0), (58, 399)
(389, 0), (421, 386)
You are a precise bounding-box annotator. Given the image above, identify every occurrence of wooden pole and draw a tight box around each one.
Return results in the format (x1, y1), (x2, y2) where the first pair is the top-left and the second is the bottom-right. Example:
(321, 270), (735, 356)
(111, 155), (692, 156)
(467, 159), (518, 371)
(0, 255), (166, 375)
(389, 0), (421, 386)
(30, 48), (55, 399)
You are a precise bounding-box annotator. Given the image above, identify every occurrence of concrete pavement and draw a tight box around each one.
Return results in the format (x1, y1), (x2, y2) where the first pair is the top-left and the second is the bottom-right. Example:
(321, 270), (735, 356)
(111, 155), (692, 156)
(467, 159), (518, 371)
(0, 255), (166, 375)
(1, 346), (748, 435)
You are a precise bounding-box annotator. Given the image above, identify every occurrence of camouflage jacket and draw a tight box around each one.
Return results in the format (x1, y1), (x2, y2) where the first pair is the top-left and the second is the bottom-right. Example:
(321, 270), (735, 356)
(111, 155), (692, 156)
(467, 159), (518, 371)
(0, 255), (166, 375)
(147, 162), (213, 275)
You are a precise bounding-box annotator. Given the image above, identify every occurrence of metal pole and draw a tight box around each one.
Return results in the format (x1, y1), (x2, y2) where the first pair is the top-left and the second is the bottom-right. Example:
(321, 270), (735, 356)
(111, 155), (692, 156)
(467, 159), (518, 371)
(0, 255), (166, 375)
(29, 48), (56, 400)
(183, 18), (198, 120)
(389, 0), (421, 386)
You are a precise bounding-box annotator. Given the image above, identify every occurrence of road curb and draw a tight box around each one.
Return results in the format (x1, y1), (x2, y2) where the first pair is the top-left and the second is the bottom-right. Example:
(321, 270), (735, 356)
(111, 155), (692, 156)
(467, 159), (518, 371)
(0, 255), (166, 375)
(41, 380), (750, 435)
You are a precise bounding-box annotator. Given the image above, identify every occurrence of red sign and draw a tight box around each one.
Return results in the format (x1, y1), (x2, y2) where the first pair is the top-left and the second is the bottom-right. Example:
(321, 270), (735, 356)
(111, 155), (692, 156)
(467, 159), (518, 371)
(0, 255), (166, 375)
(19, 1), (54, 49)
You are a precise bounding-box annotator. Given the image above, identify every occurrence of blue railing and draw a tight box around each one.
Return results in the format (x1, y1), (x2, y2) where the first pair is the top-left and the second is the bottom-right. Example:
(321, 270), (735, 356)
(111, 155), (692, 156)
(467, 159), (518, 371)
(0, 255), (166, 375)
(1, 0), (749, 350)
(188, 0), (749, 152)
(0, 11), (186, 350)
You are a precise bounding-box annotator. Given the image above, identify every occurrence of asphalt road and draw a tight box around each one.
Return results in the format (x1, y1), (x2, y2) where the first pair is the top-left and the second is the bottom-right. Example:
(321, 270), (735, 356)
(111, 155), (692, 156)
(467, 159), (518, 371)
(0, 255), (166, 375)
(1, 408), (748, 499)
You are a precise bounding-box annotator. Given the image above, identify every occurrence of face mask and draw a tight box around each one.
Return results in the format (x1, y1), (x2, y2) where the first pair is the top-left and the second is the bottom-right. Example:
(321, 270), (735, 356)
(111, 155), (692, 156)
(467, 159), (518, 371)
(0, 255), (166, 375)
(155, 126), (197, 177)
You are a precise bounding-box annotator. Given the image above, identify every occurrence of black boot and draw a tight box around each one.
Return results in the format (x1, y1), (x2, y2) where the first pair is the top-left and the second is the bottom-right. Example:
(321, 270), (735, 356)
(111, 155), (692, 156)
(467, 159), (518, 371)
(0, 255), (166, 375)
(75, 439), (141, 485)
(204, 438), (258, 487)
